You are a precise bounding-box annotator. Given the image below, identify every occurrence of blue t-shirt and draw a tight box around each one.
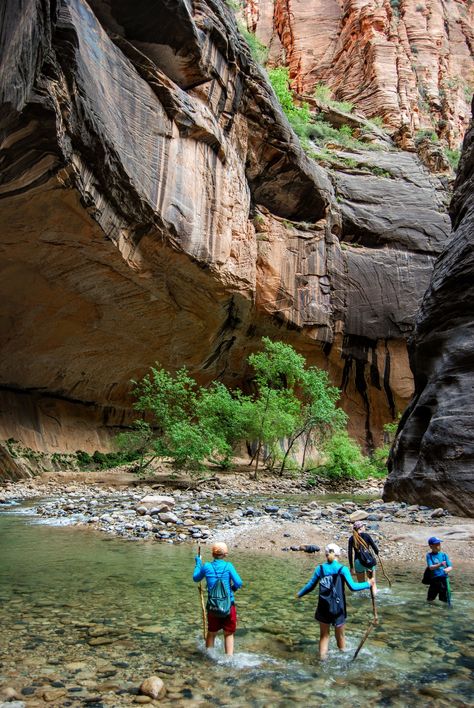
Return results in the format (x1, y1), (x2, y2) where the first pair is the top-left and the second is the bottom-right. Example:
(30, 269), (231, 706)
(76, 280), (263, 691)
(426, 551), (451, 578)
(193, 558), (243, 602)
(297, 560), (370, 597)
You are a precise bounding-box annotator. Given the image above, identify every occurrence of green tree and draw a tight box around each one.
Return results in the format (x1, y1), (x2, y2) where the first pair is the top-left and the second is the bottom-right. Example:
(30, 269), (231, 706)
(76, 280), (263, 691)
(195, 383), (255, 468)
(371, 415), (401, 476)
(247, 338), (305, 477)
(116, 420), (156, 475)
(279, 367), (347, 475)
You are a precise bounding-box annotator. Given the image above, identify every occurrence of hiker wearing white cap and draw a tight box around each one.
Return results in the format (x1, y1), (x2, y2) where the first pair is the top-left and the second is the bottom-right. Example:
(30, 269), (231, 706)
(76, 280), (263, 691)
(296, 542), (375, 660)
(348, 520), (379, 583)
(193, 542), (243, 655)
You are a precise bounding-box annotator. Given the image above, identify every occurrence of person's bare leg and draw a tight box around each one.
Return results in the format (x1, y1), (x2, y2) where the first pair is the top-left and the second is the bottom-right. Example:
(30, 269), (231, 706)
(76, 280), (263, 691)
(335, 624), (346, 651)
(368, 569), (378, 594)
(206, 631), (217, 649)
(224, 632), (234, 656)
(319, 622), (331, 660)
(356, 571), (366, 583)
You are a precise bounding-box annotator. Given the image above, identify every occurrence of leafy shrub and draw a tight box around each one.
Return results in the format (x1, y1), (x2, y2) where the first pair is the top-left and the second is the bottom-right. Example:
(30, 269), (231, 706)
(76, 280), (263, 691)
(368, 116), (384, 128)
(75, 449), (140, 470)
(314, 82), (354, 113)
(445, 148), (460, 170)
(268, 67), (311, 138)
(313, 431), (377, 480)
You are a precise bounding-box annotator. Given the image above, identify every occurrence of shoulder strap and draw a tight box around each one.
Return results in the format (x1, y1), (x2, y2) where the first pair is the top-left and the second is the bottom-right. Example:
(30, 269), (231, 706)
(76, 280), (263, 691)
(212, 561), (229, 578)
(318, 564), (324, 578)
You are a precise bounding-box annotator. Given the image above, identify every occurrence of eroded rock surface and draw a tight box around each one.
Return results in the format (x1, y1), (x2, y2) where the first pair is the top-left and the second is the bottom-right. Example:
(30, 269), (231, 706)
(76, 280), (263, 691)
(0, 0), (451, 458)
(385, 104), (474, 516)
(248, 0), (473, 146)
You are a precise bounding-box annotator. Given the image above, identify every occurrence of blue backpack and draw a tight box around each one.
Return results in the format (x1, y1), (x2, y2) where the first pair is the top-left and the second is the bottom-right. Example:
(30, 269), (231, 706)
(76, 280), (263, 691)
(206, 563), (232, 617)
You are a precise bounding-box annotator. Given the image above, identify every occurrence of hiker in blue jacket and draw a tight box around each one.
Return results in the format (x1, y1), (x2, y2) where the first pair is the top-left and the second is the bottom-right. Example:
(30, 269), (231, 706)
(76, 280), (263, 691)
(426, 536), (452, 604)
(193, 541), (243, 655)
(296, 542), (376, 660)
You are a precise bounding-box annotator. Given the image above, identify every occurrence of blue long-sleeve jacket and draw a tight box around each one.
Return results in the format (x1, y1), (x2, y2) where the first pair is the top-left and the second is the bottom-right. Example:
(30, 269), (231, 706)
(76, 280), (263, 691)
(297, 560), (370, 597)
(193, 558), (243, 602)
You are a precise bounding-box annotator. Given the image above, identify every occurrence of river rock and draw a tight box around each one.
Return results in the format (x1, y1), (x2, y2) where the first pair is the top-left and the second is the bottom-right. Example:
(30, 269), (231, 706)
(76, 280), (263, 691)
(138, 496), (175, 509)
(139, 676), (166, 700)
(349, 510), (369, 522)
(430, 508), (445, 518)
(1, 688), (21, 702)
(157, 512), (179, 524)
(42, 688), (67, 702)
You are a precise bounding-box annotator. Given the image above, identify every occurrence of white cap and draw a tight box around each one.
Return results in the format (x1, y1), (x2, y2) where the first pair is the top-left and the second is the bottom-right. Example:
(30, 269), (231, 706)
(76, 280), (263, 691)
(325, 543), (342, 556)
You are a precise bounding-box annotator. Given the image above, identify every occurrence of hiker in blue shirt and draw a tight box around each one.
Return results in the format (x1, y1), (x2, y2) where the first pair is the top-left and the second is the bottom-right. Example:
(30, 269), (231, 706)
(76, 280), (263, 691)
(193, 541), (243, 655)
(296, 542), (376, 660)
(426, 536), (452, 604)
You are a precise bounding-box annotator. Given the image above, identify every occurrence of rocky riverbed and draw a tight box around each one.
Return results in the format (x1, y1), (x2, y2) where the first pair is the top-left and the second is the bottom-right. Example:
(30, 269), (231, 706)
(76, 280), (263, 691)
(1, 475), (473, 567)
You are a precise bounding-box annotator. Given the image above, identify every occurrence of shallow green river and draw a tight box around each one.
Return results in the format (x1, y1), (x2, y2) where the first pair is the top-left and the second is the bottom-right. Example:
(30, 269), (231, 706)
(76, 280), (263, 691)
(1, 505), (473, 707)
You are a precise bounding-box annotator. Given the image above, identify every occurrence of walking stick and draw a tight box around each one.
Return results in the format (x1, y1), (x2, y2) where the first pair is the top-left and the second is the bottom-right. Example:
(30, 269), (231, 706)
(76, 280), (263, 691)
(197, 545), (207, 640)
(376, 554), (392, 588)
(446, 575), (452, 608)
(352, 585), (378, 661)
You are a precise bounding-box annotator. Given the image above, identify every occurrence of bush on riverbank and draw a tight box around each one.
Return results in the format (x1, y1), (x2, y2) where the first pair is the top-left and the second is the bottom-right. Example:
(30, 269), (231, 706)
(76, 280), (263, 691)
(116, 338), (392, 482)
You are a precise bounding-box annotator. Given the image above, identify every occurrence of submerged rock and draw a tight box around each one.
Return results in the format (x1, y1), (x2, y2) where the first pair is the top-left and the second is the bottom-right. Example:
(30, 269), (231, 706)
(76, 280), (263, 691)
(139, 676), (166, 700)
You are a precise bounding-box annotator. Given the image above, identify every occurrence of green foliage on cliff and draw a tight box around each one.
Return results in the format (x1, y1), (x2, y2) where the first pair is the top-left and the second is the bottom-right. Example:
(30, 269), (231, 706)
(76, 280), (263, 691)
(445, 148), (460, 171)
(314, 82), (354, 114)
(267, 67), (311, 138)
(238, 24), (268, 64)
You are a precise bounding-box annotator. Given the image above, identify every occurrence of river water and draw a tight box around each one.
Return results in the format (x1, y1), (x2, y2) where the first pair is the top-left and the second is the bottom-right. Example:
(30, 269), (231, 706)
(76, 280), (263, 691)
(0, 503), (473, 707)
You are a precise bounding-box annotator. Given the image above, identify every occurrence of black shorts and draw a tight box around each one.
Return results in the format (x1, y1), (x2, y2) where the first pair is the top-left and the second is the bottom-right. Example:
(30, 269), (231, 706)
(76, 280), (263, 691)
(427, 577), (448, 603)
(315, 602), (347, 627)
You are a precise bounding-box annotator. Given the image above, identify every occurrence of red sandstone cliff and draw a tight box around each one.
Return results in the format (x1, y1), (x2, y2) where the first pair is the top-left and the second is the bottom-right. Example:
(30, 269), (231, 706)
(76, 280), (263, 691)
(247, 0), (473, 147)
(0, 0), (453, 459)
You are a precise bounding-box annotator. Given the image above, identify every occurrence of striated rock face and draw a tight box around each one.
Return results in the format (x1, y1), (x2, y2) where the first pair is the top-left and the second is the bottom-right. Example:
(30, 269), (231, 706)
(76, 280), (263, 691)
(385, 104), (474, 516)
(0, 0), (450, 456)
(248, 0), (473, 147)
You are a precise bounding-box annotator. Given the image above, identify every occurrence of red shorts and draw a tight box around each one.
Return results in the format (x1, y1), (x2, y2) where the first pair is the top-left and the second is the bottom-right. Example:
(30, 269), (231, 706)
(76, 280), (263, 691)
(207, 604), (237, 634)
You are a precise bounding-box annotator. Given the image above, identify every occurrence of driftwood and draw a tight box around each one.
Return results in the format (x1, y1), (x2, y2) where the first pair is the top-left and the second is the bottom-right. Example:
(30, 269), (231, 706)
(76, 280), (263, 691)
(129, 475), (218, 489)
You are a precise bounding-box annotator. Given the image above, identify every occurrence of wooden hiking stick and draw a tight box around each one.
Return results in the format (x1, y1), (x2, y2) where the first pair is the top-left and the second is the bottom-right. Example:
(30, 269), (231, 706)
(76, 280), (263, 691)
(197, 545), (207, 640)
(376, 554), (392, 588)
(352, 585), (378, 661)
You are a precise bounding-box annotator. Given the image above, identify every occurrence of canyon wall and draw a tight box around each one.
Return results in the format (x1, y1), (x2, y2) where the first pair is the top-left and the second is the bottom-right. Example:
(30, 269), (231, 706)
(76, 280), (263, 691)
(0, 0), (450, 457)
(247, 0), (473, 147)
(385, 103), (474, 516)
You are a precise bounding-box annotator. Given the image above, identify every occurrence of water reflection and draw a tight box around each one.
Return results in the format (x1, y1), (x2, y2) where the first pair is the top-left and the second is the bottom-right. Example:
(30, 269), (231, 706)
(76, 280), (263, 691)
(0, 509), (472, 706)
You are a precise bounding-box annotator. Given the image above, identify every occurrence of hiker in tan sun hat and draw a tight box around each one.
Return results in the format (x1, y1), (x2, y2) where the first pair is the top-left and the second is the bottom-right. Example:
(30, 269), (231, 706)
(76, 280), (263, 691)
(193, 542), (243, 655)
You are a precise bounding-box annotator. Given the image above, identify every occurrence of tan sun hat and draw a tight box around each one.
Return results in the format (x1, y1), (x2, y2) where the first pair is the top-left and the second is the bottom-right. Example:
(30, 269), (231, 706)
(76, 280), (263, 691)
(212, 542), (228, 557)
